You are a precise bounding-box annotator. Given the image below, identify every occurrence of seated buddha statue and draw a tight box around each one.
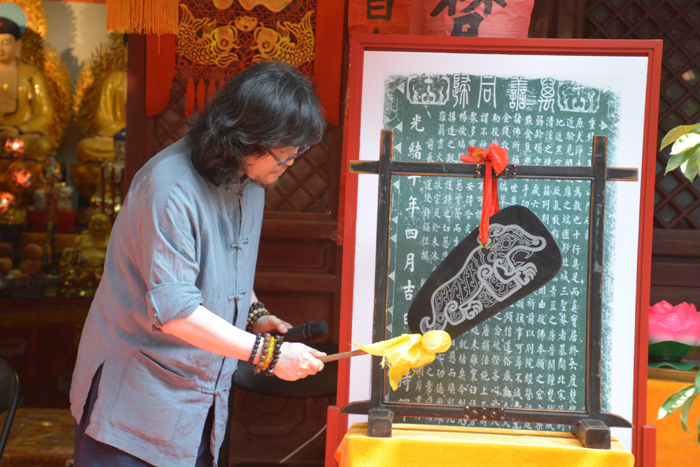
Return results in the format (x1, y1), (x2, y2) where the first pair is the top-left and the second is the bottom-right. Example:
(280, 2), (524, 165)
(76, 66), (126, 164)
(0, 12), (54, 221)
(71, 35), (126, 212)
(58, 212), (112, 297)
(0, 15), (53, 160)
(70, 212), (112, 267)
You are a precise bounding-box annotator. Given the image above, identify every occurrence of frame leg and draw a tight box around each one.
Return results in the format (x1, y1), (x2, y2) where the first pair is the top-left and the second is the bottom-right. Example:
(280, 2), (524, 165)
(368, 408), (393, 438)
(572, 419), (611, 449)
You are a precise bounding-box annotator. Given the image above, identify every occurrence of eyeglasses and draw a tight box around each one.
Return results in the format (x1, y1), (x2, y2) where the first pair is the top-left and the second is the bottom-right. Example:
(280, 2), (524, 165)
(268, 145), (310, 165)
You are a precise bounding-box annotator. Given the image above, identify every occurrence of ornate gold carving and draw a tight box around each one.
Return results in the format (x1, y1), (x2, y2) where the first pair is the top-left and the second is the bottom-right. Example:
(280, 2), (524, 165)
(177, 5), (315, 68)
(253, 10), (314, 66)
(234, 15), (257, 32)
(238, 0), (293, 13)
(11, 0), (47, 39)
(178, 4), (240, 67)
(213, 0), (234, 9)
(34, 45), (71, 148)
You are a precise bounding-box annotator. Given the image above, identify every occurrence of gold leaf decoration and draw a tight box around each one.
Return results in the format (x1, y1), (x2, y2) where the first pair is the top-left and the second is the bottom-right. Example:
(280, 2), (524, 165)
(39, 43), (72, 148)
(253, 10), (315, 66)
(11, 0), (47, 39)
(177, 4), (240, 67)
(237, 0), (293, 13)
(73, 34), (127, 138)
(177, 5), (315, 68)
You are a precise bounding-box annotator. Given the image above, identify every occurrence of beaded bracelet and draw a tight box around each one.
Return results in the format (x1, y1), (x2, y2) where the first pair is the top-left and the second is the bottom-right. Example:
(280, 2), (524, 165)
(247, 333), (262, 366)
(246, 308), (269, 332)
(253, 334), (270, 374)
(254, 333), (273, 374)
(261, 336), (276, 371)
(246, 302), (271, 333)
(265, 336), (284, 376)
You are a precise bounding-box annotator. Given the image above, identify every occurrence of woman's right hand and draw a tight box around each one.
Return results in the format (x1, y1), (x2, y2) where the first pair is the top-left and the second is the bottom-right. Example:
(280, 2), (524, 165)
(272, 342), (326, 381)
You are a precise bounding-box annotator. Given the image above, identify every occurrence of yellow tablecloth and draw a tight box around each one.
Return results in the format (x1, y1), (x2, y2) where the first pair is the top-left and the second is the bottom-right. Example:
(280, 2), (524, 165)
(647, 370), (700, 467)
(335, 423), (634, 467)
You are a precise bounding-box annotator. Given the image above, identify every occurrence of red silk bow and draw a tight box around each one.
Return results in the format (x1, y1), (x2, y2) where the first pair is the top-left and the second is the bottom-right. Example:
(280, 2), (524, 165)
(460, 143), (509, 245)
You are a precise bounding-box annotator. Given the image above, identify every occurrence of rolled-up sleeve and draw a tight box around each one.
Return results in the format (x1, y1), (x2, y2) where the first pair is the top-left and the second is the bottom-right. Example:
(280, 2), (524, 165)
(147, 283), (201, 327)
(140, 186), (204, 327)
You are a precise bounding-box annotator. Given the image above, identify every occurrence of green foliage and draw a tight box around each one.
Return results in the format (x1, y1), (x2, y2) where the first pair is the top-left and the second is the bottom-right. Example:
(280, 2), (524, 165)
(658, 370), (700, 444)
(661, 123), (700, 182)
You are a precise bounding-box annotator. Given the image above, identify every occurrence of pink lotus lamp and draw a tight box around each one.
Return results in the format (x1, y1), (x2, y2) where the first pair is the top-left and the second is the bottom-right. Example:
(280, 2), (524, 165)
(649, 300), (700, 370)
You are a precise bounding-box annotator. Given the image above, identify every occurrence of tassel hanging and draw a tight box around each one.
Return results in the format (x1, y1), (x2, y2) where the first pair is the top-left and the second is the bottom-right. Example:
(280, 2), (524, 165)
(106, 0), (179, 36)
(460, 142), (509, 246)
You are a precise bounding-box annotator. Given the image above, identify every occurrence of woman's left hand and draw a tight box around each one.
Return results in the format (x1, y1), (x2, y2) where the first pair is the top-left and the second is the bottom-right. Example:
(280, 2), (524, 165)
(252, 314), (292, 335)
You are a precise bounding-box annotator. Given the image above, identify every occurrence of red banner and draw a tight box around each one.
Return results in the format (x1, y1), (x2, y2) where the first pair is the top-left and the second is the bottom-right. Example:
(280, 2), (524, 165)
(146, 0), (344, 125)
(349, 0), (534, 38)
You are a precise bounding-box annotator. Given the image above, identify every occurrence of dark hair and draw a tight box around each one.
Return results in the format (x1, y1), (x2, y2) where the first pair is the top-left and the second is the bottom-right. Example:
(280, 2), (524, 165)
(187, 61), (326, 186)
(0, 17), (21, 40)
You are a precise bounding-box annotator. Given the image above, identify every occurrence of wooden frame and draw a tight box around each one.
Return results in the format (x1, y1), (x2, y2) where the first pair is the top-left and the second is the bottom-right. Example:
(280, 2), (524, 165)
(329, 34), (662, 466)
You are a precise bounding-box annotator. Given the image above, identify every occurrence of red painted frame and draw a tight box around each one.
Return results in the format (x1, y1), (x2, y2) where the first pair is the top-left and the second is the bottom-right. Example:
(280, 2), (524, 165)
(327, 34), (662, 467)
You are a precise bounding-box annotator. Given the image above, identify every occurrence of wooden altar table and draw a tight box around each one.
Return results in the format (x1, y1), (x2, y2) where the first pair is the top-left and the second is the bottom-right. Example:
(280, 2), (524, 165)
(335, 422), (634, 467)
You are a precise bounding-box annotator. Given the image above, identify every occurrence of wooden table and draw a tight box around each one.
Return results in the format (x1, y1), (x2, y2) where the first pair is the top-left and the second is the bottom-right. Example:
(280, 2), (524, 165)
(1, 408), (73, 466)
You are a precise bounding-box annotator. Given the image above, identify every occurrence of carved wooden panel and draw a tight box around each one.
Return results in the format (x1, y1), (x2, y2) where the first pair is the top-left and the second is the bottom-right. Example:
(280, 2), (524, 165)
(584, 0), (700, 229)
(650, 229), (700, 306)
(580, 0), (700, 312)
(528, 0), (587, 38)
(228, 390), (333, 465)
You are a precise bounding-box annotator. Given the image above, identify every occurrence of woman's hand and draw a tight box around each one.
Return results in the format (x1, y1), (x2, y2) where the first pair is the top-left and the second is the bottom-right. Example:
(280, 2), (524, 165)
(272, 342), (326, 381)
(252, 314), (292, 335)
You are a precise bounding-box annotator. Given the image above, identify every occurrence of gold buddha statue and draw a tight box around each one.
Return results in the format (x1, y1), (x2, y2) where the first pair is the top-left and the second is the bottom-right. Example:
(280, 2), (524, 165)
(0, 15), (53, 160)
(71, 212), (111, 267)
(76, 67), (126, 164)
(0, 12), (52, 158)
(59, 212), (112, 297)
(71, 34), (127, 213)
(0, 2), (69, 224)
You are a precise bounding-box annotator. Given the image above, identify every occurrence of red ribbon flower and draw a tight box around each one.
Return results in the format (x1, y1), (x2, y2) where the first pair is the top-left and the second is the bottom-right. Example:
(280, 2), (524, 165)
(460, 143), (509, 245)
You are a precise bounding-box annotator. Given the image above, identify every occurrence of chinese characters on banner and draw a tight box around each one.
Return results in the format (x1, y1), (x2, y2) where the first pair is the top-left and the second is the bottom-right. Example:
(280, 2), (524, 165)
(348, 0), (534, 37)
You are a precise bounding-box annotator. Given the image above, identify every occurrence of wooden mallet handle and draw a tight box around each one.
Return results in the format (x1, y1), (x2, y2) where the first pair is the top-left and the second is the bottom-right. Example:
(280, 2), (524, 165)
(319, 349), (366, 363)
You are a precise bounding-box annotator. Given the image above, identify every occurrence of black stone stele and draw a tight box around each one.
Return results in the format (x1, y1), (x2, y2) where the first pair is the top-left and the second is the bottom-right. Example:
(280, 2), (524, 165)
(408, 205), (562, 339)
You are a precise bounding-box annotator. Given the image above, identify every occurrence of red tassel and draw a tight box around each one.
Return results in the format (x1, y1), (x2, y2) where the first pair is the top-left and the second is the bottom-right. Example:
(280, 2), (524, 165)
(106, 0), (178, 36)
(460, 143), (509, 245)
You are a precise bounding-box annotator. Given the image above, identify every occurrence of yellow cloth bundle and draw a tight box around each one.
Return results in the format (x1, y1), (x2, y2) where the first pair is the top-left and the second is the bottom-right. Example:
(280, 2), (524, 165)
(354, 330), (452, 390)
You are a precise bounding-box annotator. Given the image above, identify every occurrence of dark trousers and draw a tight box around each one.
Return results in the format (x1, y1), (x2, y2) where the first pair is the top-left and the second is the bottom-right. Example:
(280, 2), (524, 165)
(73, 365), (215, 466)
